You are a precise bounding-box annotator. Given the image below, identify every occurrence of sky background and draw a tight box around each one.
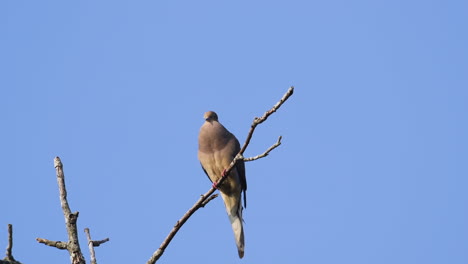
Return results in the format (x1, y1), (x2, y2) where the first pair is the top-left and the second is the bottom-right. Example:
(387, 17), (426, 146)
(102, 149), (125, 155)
(1, 0), (467, 263)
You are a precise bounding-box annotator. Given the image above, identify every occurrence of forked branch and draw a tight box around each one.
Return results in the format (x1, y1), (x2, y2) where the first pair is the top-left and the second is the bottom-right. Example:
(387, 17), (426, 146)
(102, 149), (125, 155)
(147, 86), (294, 264)
(84, 228), (109, 264)
(36, 157), (86, 264)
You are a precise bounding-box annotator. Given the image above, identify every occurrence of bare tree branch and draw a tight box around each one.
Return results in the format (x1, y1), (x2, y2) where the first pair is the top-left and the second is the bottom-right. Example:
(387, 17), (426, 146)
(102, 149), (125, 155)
(147, 86), (294, 264)
(1, 224), (22, 264)
(238, 86), (294, 156)
(146, 188), (219, 264)
(36, 238), (68, 249)
(4, 224), (14, 261)
(84, 228), (109, 264)
(84, 229), (96, 264)
(201, 194), (219, 207)
(91, 238), (110, 247)
(36, 157), (86, 264)
(244, 136), (282, 162)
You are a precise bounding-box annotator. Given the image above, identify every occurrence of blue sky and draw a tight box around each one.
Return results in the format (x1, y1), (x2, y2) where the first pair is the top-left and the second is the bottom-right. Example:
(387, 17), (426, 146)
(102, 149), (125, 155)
(1, 0), (467, 263)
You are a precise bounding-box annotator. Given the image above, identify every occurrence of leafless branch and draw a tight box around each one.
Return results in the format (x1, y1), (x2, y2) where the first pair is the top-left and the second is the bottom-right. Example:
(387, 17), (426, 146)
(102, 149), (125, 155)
(36, 238), (68, 249)
(244, 136), (282, 162)
(147, 86), (294, 264)
(146, 188), (220, 264)
(84, 229), (96, 264)
(36, 157), (86, 264)
(201, 194), (219, 207)
(84, 228), (109, 264)
(1, 224), (18, 263)
(91, 238), (110, 247)
(5, 224), (14, 261)
(238, 86), (294, 155)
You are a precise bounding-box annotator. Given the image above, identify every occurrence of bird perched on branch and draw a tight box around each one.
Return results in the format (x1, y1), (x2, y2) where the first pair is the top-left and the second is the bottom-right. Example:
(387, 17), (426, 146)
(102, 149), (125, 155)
(198, 111), (247, 258)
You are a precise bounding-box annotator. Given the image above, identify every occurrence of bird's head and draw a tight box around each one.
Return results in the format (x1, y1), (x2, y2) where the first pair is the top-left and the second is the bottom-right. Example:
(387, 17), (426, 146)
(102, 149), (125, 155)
(204, 111), (219, 122)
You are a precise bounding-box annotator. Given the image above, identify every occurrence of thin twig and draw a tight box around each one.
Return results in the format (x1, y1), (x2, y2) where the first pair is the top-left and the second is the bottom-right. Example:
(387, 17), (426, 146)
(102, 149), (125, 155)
(84, 228), (109, 264)
(36, 238), (68, 249)
(147, 188), (219, 263)
(244, 136), (282, 162)
(1, 225), (22, 264)
(238, 86), (294, 156)
(3, 224), (15, 262)
(147, 86), (294, 264)
(36, 157), (86, 264)
(201, 194), (218, 207)
(91, 238), (110, 247)
(84, 228), (95, 264)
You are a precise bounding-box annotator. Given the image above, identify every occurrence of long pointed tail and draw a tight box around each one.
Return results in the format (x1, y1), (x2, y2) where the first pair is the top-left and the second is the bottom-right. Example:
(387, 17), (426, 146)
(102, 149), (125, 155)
(228, 211), (244, 258)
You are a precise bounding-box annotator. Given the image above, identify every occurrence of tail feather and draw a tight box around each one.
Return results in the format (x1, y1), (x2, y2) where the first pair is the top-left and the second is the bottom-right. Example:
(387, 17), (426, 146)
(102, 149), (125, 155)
(228, 211), (244, 258)
(221, 192), (245, 258)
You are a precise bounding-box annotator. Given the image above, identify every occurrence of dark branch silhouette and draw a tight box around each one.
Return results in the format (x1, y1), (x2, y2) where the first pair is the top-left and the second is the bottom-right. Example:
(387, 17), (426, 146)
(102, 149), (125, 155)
(1, 224), (21, 264)
(147, 86), (294, 263)
(5, 225), (14, 262)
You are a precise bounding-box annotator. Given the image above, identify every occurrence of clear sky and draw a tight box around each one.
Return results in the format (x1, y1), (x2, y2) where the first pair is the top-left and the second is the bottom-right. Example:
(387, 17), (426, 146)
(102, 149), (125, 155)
(1, 1), (467, 263)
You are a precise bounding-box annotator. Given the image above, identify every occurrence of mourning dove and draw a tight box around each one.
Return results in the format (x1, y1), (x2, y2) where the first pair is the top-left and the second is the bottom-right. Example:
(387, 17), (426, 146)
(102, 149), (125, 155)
(198, 111), (247, 258)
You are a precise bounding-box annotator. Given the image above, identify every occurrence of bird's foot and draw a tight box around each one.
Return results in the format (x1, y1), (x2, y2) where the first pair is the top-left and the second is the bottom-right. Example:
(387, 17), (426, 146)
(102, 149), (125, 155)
(212, 169), (228, 189)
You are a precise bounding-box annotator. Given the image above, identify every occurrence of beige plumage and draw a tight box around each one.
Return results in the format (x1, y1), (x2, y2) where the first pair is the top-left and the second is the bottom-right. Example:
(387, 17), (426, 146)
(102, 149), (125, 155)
(198, 111), (247, 258)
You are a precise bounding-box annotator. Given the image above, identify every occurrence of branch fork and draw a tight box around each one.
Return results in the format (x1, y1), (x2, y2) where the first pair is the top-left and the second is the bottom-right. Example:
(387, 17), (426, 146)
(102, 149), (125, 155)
(37, 157), (109, 264)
